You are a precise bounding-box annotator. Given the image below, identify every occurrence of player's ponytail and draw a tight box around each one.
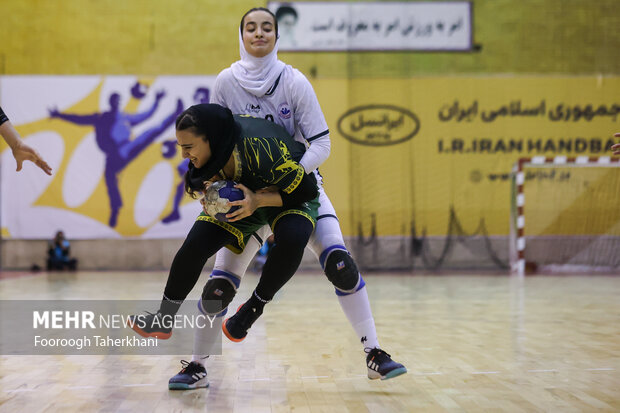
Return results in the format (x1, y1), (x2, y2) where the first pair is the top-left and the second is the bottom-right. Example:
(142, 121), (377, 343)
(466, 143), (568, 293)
(183, 172), (199, 199)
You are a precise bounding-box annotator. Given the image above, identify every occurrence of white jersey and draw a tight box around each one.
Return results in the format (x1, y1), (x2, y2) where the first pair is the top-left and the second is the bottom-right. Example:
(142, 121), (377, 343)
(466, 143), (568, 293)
(210, 64), (348, 288)
(212, 65), (330, 175)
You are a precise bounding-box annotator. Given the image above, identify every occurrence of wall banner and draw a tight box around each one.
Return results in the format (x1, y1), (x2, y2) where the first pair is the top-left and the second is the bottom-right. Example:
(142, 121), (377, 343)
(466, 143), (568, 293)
(1, 76), (215, 239)
(267, 1), (472, 51)
(2, 75), (618, 241)
(313, 76), (620, 237)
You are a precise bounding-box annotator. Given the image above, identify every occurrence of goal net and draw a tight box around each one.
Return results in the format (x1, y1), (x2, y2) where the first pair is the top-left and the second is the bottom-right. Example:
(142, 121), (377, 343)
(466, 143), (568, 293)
(510, 156), (620, 275)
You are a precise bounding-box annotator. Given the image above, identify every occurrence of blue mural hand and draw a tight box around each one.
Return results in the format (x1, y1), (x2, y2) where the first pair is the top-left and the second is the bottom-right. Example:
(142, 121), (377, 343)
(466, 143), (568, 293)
(48, 107), (60, 117)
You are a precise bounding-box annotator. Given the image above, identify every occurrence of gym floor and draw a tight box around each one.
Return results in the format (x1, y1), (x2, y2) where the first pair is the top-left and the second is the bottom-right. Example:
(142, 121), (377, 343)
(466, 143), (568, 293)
(1, 270), (619, 412)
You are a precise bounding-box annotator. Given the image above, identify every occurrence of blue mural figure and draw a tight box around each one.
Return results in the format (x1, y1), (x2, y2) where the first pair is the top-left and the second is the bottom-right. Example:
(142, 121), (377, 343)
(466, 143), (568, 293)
(160, 145), (189, 224)
(193, 87), (210, 104)
(130, 81), (148, 99)
(49, 91), (184, 227)
(161, 87), (210, 224)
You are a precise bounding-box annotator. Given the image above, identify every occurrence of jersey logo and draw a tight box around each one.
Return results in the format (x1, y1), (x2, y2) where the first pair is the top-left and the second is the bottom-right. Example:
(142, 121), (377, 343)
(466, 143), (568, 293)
(245, 103), (261, 113)
(278, 103), (292, 119)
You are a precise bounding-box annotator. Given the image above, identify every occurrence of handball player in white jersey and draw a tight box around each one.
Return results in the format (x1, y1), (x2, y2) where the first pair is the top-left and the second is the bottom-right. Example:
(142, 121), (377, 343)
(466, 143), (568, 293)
(168, 7), (406, 390)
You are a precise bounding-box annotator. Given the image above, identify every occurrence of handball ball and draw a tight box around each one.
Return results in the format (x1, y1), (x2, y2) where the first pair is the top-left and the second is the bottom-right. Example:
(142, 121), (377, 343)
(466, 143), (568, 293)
(203, 180), (244, 222)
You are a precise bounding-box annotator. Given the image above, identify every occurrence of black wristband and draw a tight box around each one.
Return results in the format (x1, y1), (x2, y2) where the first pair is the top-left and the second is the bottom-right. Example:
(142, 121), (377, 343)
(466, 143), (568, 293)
(0, 106), (8, 126)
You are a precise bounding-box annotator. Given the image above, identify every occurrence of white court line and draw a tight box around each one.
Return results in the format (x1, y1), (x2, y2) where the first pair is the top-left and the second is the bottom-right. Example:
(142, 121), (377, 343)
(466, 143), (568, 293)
(238, 378), (271, 382)
(242, 375), (356, 381)
(335, 375), (368, 381)
(6, 366), (615, 394)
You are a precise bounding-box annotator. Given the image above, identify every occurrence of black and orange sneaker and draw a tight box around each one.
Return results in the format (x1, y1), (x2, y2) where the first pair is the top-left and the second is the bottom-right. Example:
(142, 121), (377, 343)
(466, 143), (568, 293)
(127, 311), (173, 340)
(222, 302), (263, 342)
(365, 348), (407, 380)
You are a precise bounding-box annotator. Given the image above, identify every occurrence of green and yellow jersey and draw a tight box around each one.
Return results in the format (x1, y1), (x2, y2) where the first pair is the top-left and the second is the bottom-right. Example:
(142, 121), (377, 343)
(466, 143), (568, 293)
(198, 115), (318, 253)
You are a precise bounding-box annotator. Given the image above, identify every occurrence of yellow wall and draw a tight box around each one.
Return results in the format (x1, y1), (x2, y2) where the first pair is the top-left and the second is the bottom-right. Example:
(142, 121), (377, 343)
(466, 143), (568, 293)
(2, 1), (619, 239)
(316, 76), (620, 236)
(1, 0), (619, 76)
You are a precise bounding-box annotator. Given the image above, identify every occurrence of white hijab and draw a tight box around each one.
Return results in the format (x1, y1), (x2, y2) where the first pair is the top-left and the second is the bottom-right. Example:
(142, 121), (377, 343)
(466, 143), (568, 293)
(230, 30), (286, 97)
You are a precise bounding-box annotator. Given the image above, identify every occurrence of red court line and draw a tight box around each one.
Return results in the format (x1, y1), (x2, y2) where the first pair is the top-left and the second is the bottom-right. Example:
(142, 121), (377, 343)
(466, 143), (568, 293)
(0, 271), (45, 280)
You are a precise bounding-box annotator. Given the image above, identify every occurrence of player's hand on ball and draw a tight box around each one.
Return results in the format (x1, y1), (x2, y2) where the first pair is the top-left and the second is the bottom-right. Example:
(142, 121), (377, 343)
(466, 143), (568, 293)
(202, 180), (244, 221)
(226, 183), (258, 222)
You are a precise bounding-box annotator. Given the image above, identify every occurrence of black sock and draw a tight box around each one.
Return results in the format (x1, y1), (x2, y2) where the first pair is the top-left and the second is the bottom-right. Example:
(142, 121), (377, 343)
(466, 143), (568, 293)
(245, 290), (269, 313)
(158, 295), (183, 317)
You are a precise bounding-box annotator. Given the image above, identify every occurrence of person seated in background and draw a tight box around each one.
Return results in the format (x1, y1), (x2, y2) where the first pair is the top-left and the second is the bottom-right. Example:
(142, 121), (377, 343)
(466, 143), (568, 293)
(47, 231), (78, 271)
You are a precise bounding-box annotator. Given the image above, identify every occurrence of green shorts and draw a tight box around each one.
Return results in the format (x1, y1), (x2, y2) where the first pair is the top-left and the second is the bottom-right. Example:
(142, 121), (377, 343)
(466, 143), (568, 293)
(196, 196), (319, 254)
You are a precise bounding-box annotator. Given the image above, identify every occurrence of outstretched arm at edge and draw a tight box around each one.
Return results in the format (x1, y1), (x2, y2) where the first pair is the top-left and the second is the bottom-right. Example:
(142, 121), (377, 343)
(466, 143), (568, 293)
(1, 106), (52, 174)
